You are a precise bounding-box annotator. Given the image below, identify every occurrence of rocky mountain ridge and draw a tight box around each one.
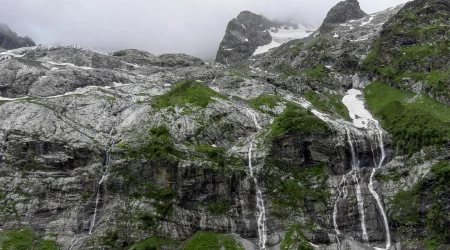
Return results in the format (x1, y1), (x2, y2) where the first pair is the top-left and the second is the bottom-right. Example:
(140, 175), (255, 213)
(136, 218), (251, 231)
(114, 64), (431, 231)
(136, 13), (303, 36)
(215, 11), (314, 64)
(0, 0), (449, 249)
(0, 23), (36, 50)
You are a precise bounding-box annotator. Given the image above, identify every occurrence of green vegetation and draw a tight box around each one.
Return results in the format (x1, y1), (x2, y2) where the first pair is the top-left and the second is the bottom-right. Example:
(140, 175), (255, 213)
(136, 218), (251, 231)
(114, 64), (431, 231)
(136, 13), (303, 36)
(125, 126), (181, 160)
(193, 144), (241, 174)
(390, 161), (450, 248)
(365, 81), (450, 155)
(207, 201), (231, 215)
(276, 63), (301, 78)
(305, 64), (328, 79)
(363, 6), (450, 100)
(304, 91), (350, 119)
(0, 229), (60, 250)
(141, 183), (176, 216)
(267, 162), (330, 216)
(196, 144), (227, 167)
(270, 103), (330, 138)
(291, 42), (305, 54)
(153, 80), (228, 110)
(184, 232), (244, 250)
(248, 95), (286, 115)
(280, 225), (314, 250)
(129, 236), (178, 250)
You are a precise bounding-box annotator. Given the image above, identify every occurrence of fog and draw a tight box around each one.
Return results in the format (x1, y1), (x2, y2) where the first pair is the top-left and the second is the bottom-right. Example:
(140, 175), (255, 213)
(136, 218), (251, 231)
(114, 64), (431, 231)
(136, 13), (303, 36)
(1, 0), (410, 60)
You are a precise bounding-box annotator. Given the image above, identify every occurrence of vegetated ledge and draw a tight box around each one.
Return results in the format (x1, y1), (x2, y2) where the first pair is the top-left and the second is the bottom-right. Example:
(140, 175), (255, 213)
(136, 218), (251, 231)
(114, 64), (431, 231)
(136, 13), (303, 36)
(364, 81), (450, 156)
(152, 80), (229, 111)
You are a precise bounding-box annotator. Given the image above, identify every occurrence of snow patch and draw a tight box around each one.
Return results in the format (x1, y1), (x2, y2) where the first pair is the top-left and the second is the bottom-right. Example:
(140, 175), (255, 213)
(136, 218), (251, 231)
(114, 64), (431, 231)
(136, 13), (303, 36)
(361, 17), (374, 26)
(253, 23), (313, 56)
(342, 89), (375, 129)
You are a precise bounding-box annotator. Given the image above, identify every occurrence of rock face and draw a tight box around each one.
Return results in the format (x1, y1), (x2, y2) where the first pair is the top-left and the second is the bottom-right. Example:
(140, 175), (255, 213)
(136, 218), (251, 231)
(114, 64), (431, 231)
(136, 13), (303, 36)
(0, 23), (36, 50)
(1, 0), (450, 250)
(215, 11), (312, 64)
(364, 0), (450, 104)
(317, 0), (368, 34)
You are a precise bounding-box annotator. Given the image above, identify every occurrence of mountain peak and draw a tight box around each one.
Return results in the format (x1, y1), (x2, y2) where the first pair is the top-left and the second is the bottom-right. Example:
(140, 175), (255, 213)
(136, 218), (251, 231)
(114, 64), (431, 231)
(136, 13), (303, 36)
(215, 11), (313, 64)
(317, 0), (367, 34)
(0, 22), (36, 50)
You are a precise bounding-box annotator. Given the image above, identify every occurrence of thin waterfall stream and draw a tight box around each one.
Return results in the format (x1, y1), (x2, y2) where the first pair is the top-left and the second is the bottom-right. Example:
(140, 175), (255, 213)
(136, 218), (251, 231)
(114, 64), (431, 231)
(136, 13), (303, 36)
(89, 126), (116, 235)
(368, 127), (391, 250)
(245, 108), (267, 250)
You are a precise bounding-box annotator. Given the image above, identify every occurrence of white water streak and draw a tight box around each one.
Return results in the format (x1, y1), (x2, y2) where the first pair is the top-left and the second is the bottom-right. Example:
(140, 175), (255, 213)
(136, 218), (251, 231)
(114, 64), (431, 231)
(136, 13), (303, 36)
(346, 129), (369, 242)
(245, 108), (267, 249)
(368, 129), (391, 250)
(88, 127), (115, 235)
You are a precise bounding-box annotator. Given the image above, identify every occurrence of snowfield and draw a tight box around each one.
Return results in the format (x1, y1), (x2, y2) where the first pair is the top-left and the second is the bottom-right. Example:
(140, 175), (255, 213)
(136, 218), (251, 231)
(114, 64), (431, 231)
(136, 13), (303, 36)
(253, 24), (314, 55)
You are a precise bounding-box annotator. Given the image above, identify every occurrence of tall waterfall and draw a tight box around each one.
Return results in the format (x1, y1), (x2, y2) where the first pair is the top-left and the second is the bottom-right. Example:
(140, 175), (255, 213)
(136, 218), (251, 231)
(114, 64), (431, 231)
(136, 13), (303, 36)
(245, 108), (267, 250)
(89, 127), (115, 235)
(368, 128), (391, 250)
(342, 89), (391, 250)
(333, 129), (369, 242)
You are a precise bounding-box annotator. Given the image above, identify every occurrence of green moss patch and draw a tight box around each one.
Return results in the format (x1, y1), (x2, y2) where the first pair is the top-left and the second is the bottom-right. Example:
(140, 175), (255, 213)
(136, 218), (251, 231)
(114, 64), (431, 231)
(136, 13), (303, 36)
(0, 229), (60, 250)
(270, 103), (330, 138)
(129, 236), (179, 250)
(184, 232), (244, 250)
(304, 64), (329, 79)
(124, 126), (181, 160)
(365, 81), (450, 155)
(153, 80), (228, 110)
(304, 91), (350, 119)
(248, 95), (286, 115)
(281, 225), (314, 250)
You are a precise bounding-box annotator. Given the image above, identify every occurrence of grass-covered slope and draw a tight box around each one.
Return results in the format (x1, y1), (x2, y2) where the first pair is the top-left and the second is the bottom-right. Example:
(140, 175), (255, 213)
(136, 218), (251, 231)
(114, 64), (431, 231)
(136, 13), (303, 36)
(154, 80), (228, 110)
(184, 232), (244, 250)
(364, 0), (450, 104)
(365, 81), (450, 155)
(0, 229), (60, 250)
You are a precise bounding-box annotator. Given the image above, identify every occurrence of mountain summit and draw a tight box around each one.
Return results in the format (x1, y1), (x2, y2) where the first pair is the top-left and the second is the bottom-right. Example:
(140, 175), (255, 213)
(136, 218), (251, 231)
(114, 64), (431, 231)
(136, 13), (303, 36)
(215, 11), (313, 64)
(0, 23), (36, 50)
(318, 0), (368, 34)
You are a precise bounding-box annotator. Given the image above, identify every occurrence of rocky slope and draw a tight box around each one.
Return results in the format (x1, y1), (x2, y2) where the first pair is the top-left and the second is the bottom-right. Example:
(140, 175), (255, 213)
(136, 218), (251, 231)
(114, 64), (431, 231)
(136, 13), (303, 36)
(0, 23), (36, 50)
(1, 0), (450, 250)
(216, 11), (313, 64)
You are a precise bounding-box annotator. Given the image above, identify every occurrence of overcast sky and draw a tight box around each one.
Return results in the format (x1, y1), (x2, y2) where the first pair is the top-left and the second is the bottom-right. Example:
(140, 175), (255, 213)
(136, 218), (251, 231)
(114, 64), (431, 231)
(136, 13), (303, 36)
(1, 0), (410, 60)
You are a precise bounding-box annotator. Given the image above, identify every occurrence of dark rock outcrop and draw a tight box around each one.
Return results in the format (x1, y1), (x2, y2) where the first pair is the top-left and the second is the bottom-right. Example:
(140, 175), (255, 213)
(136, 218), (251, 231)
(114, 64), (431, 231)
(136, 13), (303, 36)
(318, 0), (368, 34)
(215, 11), (304, 64)
(0, 23), (36, 50)
(215, 11), (273, 64)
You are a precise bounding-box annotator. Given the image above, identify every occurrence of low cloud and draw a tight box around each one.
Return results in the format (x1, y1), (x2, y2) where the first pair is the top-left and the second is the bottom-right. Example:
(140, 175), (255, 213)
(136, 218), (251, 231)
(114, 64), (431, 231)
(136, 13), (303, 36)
(0, 0), (410, 60)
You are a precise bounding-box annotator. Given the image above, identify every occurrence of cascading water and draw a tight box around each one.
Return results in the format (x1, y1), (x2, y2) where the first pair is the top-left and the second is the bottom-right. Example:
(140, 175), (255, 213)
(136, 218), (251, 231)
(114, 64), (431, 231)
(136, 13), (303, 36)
(333, 129), (369, 243)
(88, 127), (115, 235)
(342, 88), (391, 250)
(245, 108), (267, 250)
(367, 127), (391, 250)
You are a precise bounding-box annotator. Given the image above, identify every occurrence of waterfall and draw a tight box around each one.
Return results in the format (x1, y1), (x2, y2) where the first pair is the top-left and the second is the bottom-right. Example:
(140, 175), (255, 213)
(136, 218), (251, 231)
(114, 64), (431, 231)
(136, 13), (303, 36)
(342, 89), (391, 249)
(346, 129), (369, 243)
(245, 108), (267, 250)
(88, 127), (115, 235)
(368, 127), (391, 250)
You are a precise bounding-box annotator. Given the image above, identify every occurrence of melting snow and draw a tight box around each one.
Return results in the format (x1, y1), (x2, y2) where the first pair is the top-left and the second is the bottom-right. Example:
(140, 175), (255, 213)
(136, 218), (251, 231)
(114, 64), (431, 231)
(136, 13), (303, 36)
(342, 89), (375, 129)
(361, 17), (374, 26)
(253, 24), (313, 55)
(47, 61), (93, 70)
(253, 40), (281, 55)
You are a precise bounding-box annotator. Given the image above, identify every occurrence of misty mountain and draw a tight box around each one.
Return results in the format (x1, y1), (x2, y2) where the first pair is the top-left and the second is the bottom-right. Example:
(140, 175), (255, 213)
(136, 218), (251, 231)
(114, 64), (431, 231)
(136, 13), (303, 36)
(0, 23), (35, 50)
(0, 0), (449, 249)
